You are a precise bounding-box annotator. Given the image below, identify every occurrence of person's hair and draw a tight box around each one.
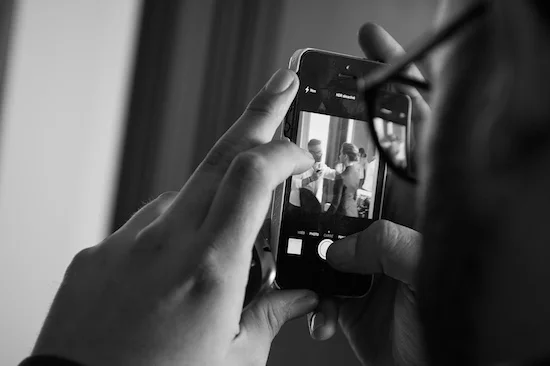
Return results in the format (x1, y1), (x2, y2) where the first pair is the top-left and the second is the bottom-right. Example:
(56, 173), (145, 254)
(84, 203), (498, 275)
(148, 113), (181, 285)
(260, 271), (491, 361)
(307, 139), (322, 147)
(340, 142), (359, 162)
(418, 1), (550, 365)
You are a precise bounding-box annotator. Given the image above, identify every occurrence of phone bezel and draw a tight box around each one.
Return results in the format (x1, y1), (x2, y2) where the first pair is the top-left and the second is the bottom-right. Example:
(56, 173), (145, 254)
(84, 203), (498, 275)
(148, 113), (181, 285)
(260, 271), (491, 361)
(270, 48), (398, 297)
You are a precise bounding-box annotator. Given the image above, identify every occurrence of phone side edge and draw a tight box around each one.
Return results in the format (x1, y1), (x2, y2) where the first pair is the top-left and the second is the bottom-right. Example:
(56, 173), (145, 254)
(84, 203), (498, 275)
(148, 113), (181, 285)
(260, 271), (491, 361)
(270, 48), (311, 290)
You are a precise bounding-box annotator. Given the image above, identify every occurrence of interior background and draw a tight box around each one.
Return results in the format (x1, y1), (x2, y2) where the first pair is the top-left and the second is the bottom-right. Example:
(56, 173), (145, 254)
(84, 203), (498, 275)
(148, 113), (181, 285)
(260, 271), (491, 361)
(0, 1), (437, 364)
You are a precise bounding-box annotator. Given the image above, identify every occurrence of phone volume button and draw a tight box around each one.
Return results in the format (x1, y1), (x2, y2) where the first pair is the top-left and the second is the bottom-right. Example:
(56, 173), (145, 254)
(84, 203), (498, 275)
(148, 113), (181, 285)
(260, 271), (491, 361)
(284, 120), (291, 136)
(283, 106), (294, 137)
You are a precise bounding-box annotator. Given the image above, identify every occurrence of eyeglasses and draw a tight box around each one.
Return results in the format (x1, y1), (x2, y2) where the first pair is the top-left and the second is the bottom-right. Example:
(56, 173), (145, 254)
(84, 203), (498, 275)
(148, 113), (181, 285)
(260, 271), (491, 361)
(358, 1), (489, 184)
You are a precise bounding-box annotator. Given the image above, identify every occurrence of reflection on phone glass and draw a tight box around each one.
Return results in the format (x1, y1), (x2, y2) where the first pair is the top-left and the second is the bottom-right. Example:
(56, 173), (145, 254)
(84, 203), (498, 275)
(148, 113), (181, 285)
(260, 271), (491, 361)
(274, 50), (411, 297)
(289, 111), (380, 220)
(278, 110), (385, 297)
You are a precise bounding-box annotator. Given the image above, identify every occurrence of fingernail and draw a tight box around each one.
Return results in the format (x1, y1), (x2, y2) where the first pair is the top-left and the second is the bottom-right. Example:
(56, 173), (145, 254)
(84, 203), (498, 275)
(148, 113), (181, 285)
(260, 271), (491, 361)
(327, 235), (357, 268)
(310, 312), (325, 334)
(265, 69), (295, 94)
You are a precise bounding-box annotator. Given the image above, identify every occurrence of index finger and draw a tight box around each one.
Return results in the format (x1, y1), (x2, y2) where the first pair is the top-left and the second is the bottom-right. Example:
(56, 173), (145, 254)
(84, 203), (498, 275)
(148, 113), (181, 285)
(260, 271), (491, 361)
(200, 140), (314, 272)
(165, 69), (299, 230)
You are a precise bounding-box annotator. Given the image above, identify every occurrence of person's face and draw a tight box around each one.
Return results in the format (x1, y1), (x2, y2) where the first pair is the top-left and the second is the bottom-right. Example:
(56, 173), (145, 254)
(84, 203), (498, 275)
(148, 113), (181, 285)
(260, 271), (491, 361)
(339, 150), (347, 165)
(420, 1), (550, 363)
(308, 144), (323, 163)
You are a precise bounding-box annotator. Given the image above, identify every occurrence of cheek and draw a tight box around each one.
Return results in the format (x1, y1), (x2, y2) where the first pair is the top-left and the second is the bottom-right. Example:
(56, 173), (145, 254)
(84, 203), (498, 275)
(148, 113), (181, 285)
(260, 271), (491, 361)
(473, 136), (550, 361)
(435, 0), (477, 25)
(432, 0), (481, 76)
(417, 16), (497, 360)
(421, 13), (550, 361)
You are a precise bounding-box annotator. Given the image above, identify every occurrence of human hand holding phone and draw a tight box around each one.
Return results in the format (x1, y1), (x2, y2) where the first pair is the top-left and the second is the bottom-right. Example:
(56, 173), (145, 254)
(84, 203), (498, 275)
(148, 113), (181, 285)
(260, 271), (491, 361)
(318, 220), (424, 366)
(307, 23), (431, 366)
(30, 69), (318, 366)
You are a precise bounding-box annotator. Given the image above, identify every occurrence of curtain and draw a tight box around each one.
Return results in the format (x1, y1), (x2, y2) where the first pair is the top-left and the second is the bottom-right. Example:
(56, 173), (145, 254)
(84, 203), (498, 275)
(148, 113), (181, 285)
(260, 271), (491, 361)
(0, 0), (16, 148)
(111, 0), (285, 231)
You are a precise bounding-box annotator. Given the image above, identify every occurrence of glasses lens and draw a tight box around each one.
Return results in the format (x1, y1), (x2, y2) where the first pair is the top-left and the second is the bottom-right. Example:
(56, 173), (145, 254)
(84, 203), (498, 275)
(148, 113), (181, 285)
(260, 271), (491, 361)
(368, 80), (429, 181)
(373, 114), (408, 170)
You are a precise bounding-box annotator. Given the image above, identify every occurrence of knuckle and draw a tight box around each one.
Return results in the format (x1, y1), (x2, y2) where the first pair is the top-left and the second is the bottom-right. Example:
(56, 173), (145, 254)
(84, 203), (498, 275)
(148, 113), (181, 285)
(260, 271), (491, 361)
(231, 150), (269, 183)
(134, 223), (168, 252)
(202, 139), (239, 169)
(72, 247), (94, 266)
(148, 191), (178, 217)
(245, 93), (276, 119)
(372, 219), (393, 237)
(188, 250), (226, 294)
(263, 302), (283, 337)
(369, 219), (395, 249)
(157, 191), (178, 202)
(64, 247), (95, 280)
(371, 220), (401, 266)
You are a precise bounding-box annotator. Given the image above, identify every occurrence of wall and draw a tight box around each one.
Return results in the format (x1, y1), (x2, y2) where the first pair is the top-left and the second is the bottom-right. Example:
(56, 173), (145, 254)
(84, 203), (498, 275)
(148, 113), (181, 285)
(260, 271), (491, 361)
(269, 1), (437, 365)
(0, 1), (140, 364)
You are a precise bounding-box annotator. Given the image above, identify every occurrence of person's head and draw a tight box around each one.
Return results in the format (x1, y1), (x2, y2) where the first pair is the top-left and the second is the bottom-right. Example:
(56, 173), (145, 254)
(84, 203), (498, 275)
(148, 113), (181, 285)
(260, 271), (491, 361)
(307, 139), (323, 162)
(359, 147), (366, 158)
(339, 142), (359, 165)
(418, 1), (550, 365)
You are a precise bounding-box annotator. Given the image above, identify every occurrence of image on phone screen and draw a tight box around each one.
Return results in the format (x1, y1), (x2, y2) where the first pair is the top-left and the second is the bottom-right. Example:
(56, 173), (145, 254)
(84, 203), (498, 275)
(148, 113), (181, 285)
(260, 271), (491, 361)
(288, 111), (380, 221)
(274, 50), (411, 297)
(276, 108), (383, 296)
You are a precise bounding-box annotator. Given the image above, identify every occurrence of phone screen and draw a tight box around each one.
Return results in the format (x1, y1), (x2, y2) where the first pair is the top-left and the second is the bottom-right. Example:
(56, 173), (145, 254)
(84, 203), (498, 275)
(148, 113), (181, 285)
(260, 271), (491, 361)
(274, 50), (410, 297)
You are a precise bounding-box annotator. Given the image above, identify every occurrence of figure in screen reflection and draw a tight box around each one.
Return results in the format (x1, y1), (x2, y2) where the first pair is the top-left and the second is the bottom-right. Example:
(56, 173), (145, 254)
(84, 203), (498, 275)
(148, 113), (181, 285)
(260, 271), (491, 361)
(326, 142), (361, 218)
(288, 139), (336, 215)
(285, 111), (381, 235)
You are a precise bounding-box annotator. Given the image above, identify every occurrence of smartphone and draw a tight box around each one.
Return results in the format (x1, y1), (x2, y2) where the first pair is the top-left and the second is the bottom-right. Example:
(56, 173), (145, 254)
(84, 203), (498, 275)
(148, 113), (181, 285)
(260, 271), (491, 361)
(244, 223), (276, 308)
(270, 48), (412, 297)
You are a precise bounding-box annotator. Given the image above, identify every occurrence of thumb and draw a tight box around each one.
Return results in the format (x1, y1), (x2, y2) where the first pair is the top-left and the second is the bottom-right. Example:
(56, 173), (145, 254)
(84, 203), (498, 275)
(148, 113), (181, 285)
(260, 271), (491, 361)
(240, 290), (318, 342)
(327, 219), (421, 288)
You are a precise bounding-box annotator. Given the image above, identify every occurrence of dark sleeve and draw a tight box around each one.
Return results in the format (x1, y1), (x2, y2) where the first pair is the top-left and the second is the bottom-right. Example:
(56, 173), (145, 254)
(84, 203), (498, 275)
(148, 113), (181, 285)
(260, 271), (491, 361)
(381, 170), (419, 230)
(327, 176), (343, 215)
(19, 356), (84, 366)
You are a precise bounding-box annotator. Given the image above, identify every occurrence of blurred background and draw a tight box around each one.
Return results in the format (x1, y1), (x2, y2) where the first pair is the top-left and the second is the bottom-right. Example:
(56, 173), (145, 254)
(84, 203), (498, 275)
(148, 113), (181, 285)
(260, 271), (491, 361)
(0, 0), (436, 364)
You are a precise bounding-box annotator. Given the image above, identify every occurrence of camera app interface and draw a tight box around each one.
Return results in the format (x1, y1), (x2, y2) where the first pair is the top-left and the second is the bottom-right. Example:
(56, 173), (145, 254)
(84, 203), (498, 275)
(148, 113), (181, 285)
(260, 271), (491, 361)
(282, 111), (382, 263)
(290, 111), (380, 220)
(275, 53), (413, 295)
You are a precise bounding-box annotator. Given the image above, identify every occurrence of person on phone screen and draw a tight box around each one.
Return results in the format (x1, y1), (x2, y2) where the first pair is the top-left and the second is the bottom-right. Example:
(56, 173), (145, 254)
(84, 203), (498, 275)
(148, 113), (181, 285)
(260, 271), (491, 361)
(358, 147), (368, 188)
(289, 139), (336, 213)
(361, 149), (378, 193)
(327, 142), (361, 217)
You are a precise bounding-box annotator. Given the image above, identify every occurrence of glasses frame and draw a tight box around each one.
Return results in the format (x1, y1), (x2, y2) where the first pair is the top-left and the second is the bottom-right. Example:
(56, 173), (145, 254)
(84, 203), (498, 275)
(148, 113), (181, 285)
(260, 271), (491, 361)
(359, 1), (489, 184)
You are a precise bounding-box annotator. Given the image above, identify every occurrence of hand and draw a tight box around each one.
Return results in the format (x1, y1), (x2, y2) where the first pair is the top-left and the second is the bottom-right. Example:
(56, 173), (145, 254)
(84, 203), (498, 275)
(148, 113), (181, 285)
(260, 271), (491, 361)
(310, 171), (321, 182)
(307, 23), (431, 366)
(32, 69), (319, 366)
(313, 220), (424, 366)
